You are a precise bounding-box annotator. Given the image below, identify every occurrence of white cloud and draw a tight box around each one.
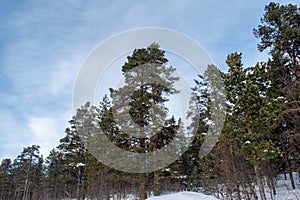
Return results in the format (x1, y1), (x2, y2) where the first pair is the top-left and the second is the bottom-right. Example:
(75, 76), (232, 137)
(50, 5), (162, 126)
(1, 0), (299, 161)
(27, 115), (68, 157)
(0, 108), (29, 160)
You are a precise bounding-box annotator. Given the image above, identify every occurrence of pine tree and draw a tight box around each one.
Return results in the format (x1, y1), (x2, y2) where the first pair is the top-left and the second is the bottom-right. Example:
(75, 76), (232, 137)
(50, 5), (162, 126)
(253, 2), (300, 77)
(254, 2), (300, 189)
(182, 73), (210, 189)
(46, 110), (94, 200)
(0, 158), (12, 200)
(97, 96), (139, 199)
(108, 43), (180, 199)
(11, 145), (44, 200)
(45, 148), (66, 200)
(182, 64), (225, 192)
(58, 119), (88, 199)
(223, 53), (284, 200)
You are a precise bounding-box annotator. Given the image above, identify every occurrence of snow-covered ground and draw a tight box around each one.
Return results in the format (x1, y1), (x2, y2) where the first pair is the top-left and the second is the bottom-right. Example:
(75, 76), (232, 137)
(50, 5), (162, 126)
(263, 173), (300, 200)
(122, 173), (300, 200)
(146, 191), (218, 200)
(120, 191), (218, 200)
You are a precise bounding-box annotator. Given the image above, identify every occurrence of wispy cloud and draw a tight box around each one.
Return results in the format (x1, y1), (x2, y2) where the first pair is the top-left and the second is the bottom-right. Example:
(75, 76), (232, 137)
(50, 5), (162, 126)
(0, 0), (299, 160)
(27, 115), (69, 157)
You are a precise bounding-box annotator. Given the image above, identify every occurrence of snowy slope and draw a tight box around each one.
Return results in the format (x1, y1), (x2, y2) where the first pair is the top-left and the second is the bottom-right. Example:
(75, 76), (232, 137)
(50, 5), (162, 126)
(146, 191), (218, 200)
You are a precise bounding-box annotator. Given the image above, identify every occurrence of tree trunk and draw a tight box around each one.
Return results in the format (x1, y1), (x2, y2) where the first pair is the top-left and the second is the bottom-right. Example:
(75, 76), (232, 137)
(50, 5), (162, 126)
(236, 184), (241, 200)
(267, 176), (274, 200)
(23, 178), (29, 200)
(139, 137), (147, 200)
(23, 155), (32, 200)
(153, 133), (161, 196)
(246, 121), (266, 200)
(153, 171), (160, 196)
(106, 185), (110, 200)
(76, 167), (81, 200)
(232, 160), (241, 200)
(289, 172), (296, 189)
(139, 174), (146, 200)
(254, 164), (266, 200)
(270, 176), (276, 196)
(267, 165), (277, 197)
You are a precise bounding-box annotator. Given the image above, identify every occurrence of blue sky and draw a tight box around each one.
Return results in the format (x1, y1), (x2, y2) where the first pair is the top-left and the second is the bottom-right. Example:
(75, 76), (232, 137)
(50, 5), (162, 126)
(0, 0), (298, 160)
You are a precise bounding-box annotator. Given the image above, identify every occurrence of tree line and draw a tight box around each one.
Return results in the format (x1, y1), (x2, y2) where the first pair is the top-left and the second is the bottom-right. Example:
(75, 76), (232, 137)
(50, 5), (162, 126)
(0, 2), (299, 200)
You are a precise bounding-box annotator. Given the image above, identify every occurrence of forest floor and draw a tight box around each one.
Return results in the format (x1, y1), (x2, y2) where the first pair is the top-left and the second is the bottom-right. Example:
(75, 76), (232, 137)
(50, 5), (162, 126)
(143, 172), (300, 200)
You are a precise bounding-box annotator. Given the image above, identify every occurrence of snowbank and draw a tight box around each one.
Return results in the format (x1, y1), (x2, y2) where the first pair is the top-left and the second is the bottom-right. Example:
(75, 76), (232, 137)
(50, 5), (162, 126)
(146, 191), (218, 200)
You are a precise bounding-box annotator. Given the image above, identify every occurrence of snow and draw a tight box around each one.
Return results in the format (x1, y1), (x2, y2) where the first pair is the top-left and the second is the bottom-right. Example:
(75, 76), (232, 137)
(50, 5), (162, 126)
(146, 191), (218, 200)
(75, 162), (86, 167)
(263, 173), (300, 200)
(121, 172), (300, 200)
